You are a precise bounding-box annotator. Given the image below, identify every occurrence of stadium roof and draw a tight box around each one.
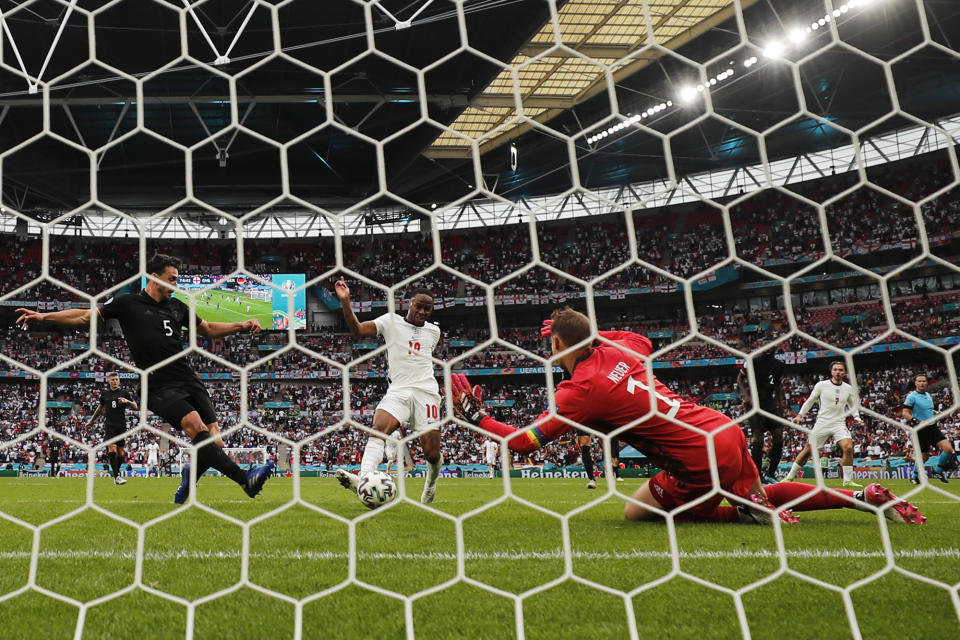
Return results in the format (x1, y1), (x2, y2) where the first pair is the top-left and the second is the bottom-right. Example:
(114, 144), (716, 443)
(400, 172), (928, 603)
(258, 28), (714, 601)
(426, 0), (752, 157)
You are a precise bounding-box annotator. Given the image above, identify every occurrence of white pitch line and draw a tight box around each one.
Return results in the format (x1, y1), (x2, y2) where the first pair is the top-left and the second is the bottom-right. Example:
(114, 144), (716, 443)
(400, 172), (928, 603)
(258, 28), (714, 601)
(2, 548), (959, 561)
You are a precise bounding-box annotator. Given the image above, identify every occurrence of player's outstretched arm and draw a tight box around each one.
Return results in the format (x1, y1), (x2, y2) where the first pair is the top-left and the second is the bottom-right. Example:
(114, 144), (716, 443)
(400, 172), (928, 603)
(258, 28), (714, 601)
(334, 278), (377, 337)
(452, 374), (572, 455)
(15, 307), (91, 330)
(197, 318), (261, 339)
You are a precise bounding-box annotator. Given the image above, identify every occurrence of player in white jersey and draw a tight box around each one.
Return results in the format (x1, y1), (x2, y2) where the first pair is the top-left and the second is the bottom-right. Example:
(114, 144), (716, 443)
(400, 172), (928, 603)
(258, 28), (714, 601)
(333, 279), (444, 503)
(145, 439), (160, 475)
(482, 438), (499, 478)
(783, 361), (864, 487)
(385, 429), (414, 476)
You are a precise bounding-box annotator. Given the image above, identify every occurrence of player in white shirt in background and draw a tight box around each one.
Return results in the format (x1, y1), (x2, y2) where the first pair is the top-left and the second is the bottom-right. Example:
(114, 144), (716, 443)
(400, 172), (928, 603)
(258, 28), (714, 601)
(783, 361), (865, 487)
(482, 438), (499, 478)
(145, 439), (160, 475)
(333, 279), (444, 503)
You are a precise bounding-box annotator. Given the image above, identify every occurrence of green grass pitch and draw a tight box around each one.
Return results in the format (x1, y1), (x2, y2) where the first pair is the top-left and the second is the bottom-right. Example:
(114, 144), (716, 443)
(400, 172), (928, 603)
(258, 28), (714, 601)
(0, 477), (957, 639)
(189, 290), (273, 328)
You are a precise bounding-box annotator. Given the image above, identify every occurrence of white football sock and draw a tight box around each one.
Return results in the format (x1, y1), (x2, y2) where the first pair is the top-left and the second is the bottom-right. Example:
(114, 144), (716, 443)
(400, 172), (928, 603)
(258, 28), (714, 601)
(842, 465), (853, 482)
(784, 462), (803, 480)
(426, 455), (443, 487)
(360, 437), (385, 476)
(384, 436), (398, 467)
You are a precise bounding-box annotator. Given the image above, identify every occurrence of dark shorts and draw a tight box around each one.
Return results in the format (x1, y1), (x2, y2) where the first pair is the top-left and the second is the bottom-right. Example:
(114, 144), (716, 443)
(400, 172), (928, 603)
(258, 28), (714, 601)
(104, 422), (128, 447)
(148, 379), (217, 429)
(916, 423), (947, 451)
(648, 426), (758, 518)
(747, 404), (784, 437)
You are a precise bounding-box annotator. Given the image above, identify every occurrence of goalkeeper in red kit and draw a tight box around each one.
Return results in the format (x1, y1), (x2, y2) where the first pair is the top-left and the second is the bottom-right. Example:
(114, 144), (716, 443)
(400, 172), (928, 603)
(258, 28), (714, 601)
(452, 308), (925, 525)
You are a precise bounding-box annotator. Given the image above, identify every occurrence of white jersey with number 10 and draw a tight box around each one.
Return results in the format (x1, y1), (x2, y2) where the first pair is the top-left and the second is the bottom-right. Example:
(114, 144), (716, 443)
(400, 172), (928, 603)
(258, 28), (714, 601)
(374, 313), (441, 394)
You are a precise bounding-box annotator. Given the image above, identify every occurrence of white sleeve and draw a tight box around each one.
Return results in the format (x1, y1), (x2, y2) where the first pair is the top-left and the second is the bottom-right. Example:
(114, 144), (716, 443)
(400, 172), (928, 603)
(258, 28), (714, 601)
(848, 384), (862, 421)
(373, 314), (392, 339)
(797, 382), (822, 417)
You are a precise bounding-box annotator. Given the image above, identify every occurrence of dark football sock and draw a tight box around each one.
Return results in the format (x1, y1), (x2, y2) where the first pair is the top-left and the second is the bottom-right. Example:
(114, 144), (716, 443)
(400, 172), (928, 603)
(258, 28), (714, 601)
(581, 445), (595, 480)
(113, 453), (123, 478)
(107, 451), (117, 478)
(767, 436), (784, 479)
(192, 431), (246, 486)
(750, 439), (765, 476)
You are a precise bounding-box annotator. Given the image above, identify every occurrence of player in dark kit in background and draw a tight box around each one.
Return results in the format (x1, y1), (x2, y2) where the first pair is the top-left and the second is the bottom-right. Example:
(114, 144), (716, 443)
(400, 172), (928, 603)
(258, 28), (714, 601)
(737, 349), (788, 484)
(452, 308), (925, 525)
(86, 371), (138, 485)
(46, 433), (61, 478)
(15, 254), (275, 503)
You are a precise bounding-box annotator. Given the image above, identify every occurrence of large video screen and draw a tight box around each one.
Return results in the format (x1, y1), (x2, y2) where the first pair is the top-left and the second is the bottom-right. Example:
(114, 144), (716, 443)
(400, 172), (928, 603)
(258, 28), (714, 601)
(141, 273), (306, 330)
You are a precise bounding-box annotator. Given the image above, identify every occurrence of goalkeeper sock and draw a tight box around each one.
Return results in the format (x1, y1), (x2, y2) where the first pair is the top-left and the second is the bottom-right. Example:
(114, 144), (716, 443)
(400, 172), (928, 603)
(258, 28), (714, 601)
(192, 432), (246, 486)
(107, 451), (117, 478)
(581, 445), (595, 480)
(114, 453), (123, 478)
(934, 451), (957, 473)
(676, 506), (741, 523)
(842, 465), (854, 482)
(360, 437), (386, 476)
(765, 482), (854, 511)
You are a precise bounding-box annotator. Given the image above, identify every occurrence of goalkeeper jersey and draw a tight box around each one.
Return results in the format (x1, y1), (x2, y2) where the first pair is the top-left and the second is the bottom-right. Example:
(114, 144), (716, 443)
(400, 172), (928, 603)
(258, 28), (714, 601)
(478, 331), (736, 475)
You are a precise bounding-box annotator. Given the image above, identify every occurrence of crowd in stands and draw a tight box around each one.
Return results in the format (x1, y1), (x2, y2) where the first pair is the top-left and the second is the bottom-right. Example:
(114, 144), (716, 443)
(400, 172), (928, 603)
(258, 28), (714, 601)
(2, 157), (959, 305)
(4, 158), (960, 475)
(3, 288), (960, 378)
(2, 358), (958, 474)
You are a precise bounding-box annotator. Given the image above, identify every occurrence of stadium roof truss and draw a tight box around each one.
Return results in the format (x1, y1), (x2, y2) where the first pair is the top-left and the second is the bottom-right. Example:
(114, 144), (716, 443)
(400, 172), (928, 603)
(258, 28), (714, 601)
(426, 0), (753, 158)
(7, 113), (956, 239)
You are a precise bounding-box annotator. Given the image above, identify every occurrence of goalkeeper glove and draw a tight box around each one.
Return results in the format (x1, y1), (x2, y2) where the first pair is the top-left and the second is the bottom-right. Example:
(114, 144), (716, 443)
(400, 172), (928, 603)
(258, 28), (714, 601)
(540, 319), (552, 338)
(452, 373), (486, 425)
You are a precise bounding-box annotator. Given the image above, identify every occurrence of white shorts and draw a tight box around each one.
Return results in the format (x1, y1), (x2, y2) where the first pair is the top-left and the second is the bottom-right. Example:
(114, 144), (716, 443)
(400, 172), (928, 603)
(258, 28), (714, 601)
(485, 455), (497, 466)
(810, 422), (852, 449)
(147, 456), (158, 466)
(377, 387), (442, 434)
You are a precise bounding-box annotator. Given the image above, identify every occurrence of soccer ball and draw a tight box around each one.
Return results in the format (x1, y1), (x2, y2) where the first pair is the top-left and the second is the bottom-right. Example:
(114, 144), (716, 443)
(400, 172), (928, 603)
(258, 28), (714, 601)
(357, 471), (397, 509)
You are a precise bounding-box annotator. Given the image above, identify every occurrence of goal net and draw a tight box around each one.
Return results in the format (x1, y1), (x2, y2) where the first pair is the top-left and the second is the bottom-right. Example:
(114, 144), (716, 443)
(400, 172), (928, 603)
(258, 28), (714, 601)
(0, 0), (958, 637)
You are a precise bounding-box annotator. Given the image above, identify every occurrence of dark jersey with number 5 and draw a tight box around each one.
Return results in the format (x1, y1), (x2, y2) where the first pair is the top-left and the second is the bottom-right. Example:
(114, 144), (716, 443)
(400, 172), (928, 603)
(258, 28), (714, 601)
(99, 291), (196, 388)
(100, 388), (133, 427)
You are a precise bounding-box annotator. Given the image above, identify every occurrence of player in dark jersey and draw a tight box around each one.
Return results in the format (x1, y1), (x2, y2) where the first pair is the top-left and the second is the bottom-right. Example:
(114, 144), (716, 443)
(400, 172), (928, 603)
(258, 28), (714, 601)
(15, 254), (275, 502)
(85, 372), (138, 485)
(737, 349), (788, 484)
(46, 433), (62, 478)
(452, 308), (925, 525)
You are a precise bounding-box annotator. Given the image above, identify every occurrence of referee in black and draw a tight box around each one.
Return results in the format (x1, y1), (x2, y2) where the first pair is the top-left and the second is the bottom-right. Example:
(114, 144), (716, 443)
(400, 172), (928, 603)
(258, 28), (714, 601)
(85, 371), (137, 485)
(737, 348), (788, 483)
(16, 254), (275, 502)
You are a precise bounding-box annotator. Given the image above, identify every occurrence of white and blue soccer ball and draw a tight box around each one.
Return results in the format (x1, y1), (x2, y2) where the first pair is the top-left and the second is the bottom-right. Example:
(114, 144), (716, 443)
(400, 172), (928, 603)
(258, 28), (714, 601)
(357, 471), (397, 509)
